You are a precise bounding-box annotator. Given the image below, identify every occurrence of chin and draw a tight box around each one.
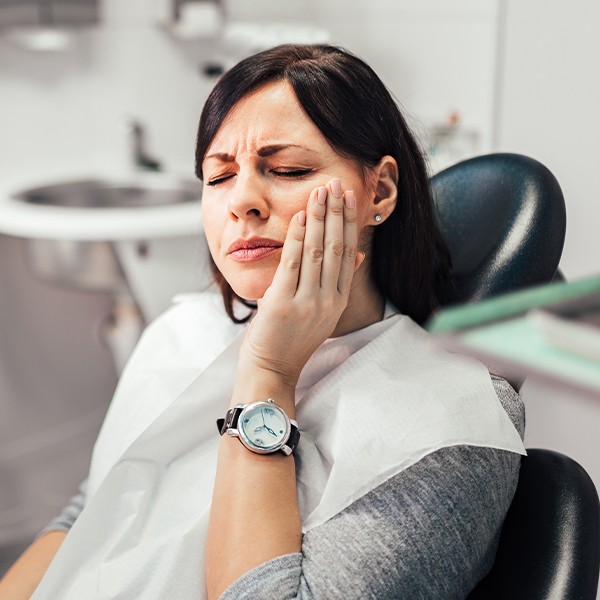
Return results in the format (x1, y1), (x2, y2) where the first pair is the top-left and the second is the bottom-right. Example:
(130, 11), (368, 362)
(219, 258), (278, 302)
(226, 272), (272, 302)
(232, 287), (266, 302)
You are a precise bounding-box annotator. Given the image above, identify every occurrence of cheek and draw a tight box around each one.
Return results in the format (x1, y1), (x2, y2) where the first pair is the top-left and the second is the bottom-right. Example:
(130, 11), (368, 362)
(352, 186), (376, 248)
(201, 203), (223, 256)
(356, 200), (371, 231)
(277, 185), (312, 218)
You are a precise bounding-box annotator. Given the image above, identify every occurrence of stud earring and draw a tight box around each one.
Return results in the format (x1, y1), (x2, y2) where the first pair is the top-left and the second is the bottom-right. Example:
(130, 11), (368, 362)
(374, 214), (382, 223)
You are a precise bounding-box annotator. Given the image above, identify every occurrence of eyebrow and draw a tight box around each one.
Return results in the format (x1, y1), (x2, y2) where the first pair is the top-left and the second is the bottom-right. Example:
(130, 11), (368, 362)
(204, 144), (315, 162)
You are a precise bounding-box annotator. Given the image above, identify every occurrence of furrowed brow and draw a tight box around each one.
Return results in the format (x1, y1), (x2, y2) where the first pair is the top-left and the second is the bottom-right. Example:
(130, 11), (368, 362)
(257, 144), (313, 157)
(204, 144), (315, 163)
(203, 152), (234, 162)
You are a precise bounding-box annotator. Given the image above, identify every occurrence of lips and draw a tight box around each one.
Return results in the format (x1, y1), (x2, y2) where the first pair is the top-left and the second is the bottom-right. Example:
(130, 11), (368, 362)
(227, 237), (283, 262)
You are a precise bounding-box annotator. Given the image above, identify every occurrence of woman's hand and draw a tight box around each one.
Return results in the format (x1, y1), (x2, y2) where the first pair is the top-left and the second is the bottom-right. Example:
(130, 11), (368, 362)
(210, 179), (359, 598)
(238, 177), (363, 391)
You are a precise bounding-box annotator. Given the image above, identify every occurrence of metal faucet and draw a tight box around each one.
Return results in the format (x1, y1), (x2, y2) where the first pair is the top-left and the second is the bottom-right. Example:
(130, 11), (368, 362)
(128, 120), (162, 171)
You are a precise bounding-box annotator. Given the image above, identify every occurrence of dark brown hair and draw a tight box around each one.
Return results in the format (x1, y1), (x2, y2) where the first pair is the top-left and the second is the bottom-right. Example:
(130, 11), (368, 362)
(195, 44), (451, 325)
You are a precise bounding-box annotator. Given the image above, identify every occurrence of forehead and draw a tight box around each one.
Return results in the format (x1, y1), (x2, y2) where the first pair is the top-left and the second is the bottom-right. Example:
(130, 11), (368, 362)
(206, 81), (326, 153)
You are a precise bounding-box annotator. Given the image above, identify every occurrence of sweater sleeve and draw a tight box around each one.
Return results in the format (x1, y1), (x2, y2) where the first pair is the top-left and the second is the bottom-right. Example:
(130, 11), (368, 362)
(220, 376), (524, 600)
(37, 480), (87, 538)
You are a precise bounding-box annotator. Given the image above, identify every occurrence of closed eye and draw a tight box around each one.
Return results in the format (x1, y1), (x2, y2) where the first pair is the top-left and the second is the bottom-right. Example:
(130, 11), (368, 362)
(206, 174), (235, 187)
(206, 169), (312, 186)
(272, 169), (312, 178)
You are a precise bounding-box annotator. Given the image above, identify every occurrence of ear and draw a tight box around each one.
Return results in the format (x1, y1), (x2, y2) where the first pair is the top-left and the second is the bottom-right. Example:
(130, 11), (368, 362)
(368, 156), (398, 224)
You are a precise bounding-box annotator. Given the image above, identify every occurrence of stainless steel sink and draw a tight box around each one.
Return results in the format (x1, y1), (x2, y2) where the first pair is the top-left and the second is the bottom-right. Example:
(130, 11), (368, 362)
(13, 175), (201, 208)
(24, 238), (129, 292)
(12, 174), (203, 293)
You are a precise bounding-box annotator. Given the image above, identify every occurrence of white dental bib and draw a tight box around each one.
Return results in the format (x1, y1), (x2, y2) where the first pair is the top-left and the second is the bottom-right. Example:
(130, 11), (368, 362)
(33, 292), (525, 599)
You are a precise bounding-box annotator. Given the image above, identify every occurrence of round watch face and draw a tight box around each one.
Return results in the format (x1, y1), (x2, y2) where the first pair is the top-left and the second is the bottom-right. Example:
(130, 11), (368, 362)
(238, 401), (290, 453)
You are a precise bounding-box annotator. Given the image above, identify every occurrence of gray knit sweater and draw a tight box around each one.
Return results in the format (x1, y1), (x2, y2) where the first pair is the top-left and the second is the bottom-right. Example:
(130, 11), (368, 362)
(43, 376), (524, 599)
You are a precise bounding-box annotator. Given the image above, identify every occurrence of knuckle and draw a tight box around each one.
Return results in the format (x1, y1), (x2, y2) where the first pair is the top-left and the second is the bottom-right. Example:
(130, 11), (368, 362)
(308, 246), (324, 262)
(327, 239), (345, 257)
(343, 243), (357, 259)
(328, 204), (344, 217)
(282, 256), (302, 271)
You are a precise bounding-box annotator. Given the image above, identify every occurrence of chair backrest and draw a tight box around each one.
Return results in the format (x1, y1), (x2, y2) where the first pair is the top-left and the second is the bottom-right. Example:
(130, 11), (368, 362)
(430, 153), (567, 305)
(467, 449), (600, 600)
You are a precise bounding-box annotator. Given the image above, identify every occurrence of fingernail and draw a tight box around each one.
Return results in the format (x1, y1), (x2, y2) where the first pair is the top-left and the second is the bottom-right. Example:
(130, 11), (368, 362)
(298, 210), (306, 226)
(331, 178), (342, 198)
(344, 190), (356, 209)
(317, 186), (327, 205)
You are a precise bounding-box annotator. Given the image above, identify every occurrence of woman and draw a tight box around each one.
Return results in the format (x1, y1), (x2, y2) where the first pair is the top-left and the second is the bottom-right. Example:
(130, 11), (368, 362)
(0, 44), (525, 599)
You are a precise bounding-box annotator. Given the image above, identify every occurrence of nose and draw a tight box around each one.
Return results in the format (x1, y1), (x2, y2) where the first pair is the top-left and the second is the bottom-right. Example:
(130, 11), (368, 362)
(227, 173), (269, 222)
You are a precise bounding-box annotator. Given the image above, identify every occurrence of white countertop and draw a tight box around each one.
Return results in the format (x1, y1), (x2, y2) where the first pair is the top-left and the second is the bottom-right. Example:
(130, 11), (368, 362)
(0, 171), (204, 241)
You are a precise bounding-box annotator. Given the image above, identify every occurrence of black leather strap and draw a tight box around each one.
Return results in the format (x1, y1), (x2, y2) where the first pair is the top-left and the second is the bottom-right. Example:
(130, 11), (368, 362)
(285, 425), (301, 454)
(216, 407), (241, 435)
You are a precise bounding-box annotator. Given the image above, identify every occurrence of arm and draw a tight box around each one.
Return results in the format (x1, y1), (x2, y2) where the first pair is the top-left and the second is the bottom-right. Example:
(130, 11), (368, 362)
(206, 180), (362, 598)
(221, 445), (521, 600)
(0, 531), (66, 600)
(220, 378), (524, 599)
(0, 480), (86, 599)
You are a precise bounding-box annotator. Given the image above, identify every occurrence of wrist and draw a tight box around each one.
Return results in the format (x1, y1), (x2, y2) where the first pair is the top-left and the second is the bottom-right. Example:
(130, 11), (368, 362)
(232, 361), (297, 417)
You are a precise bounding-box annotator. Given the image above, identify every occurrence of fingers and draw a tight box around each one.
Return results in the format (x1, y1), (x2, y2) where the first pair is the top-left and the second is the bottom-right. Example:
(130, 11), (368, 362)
(268, 199), (309, 298)
(336, 189), (359, 296)
(320, 179), (347, 291)
(298, 178), (358, 297)
(271, 177), (359, 303)
(297, 186), (327, 290)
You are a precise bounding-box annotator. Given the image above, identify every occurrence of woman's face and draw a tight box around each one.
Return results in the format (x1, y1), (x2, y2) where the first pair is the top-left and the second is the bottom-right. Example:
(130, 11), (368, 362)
(201, 81), (375, 301)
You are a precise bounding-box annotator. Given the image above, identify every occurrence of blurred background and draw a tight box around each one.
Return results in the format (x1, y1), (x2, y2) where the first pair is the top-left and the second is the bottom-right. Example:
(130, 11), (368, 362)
(0, 0), (599, 574)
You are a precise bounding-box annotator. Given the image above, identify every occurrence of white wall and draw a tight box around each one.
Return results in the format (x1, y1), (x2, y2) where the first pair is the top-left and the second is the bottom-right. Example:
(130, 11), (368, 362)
(0, 0), (216, 182)
(498, 0), (600, 280)
(316, 0), (499, 150)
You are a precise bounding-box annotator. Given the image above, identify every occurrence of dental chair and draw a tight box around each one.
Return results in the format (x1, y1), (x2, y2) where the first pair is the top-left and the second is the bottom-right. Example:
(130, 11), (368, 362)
(430, 152), (566, 304)
(467, 449), (600, 600)
(430, 153), (600, 599)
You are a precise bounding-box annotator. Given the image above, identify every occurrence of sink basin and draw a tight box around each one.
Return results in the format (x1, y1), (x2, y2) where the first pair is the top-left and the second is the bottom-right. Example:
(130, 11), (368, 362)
(12, 176), (201, 208)
(0, 171), (203, 241)
(2, 173), (205, 294)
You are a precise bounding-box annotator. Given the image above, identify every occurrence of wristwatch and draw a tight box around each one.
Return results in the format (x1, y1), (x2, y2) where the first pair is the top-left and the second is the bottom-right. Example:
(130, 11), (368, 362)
(216, 398), (300, 456)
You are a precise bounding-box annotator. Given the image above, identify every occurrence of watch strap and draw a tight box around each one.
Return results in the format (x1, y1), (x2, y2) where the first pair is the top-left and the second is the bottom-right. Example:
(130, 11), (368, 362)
(216, 406), (241, 435)
(284, 424), (301, 454)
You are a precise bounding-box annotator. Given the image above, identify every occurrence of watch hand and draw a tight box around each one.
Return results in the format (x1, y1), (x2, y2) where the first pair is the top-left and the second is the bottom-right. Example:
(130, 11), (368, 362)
(264, 425), (277, 437)
(260, 409), (278, 437)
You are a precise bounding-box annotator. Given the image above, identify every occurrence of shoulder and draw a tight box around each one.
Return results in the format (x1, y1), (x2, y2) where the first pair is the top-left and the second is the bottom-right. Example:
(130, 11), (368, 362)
(490, 375), (525, 438)
(294, 376), (523, 598)
(295, 445), (520, 598)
